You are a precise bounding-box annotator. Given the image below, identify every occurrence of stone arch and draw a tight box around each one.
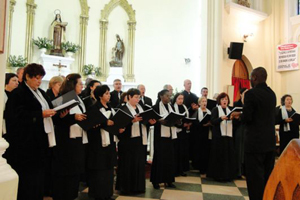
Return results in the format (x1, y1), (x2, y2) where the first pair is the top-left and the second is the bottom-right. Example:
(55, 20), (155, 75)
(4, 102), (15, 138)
(241, 55), (253, 77)
(99, 0), (136, 82)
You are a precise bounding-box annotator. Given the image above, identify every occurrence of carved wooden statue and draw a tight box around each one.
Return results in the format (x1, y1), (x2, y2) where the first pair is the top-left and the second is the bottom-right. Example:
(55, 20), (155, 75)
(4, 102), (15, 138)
(50, 10), (68, 56)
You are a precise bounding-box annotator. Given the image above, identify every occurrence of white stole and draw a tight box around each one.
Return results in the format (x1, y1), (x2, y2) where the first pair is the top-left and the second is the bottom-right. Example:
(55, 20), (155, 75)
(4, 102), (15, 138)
(69, 96), (88, 144)
(174, 103), (189, 133)
(126, 102), (148, 145)
(2, 93), (8, 135)
(281, 106), (291, 132)
(25, 82), (56, 147)
(99, 107), (117, 147)
(217, 105), (233, 137)
(159, 101), (177, 139)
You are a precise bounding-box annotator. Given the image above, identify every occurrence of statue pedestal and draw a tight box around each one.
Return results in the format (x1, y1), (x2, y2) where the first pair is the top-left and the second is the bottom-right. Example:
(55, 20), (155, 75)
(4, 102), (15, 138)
(39, 54), (74, 90)
(107, 67), (124, 83)
(104, 67), (137, 91)
(0, 138), (19, 200)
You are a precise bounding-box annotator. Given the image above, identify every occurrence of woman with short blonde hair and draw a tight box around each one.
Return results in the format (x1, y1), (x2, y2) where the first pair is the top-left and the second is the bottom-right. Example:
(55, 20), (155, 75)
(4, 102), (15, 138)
(46, 76), (64, 100)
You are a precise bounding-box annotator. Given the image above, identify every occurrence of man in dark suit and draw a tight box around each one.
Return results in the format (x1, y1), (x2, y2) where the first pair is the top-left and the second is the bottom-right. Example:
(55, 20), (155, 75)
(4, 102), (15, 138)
(110, 79), (123, 108)
(137, 84), (153, 109)
(182, 79), (198, 116)
(201, 87), (217, 110)
(232, 67), (276, 200)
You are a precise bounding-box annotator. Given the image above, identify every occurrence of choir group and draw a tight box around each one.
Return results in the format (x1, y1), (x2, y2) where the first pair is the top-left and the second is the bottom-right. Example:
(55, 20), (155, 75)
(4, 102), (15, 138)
(2, 63), (299, 200)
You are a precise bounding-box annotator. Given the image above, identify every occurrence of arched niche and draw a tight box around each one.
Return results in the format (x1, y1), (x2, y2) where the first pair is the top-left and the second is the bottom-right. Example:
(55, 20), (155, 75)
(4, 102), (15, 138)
(99, 0), (136, 82)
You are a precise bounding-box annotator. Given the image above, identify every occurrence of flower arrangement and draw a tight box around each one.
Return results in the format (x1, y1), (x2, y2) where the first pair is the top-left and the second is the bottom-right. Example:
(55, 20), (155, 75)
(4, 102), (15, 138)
(82, 64), (101, 76)
(32, 37), (54, 50)
(61, 41), (81, 53)
(8, 55), (27, 68)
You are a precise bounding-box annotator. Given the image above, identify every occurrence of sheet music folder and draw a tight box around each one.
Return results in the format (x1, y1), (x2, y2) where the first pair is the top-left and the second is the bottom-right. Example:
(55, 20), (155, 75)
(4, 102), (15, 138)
(77, 108), (108, 131)
(161, 111), (185, 127)
(226, 107), (243, 118)
(138, 108), (162, 124)
(103, 109), (134, 133)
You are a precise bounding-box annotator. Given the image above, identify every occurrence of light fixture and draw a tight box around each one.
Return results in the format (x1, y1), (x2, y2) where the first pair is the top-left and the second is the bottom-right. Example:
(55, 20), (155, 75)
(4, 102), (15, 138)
(184, 58), (191, 64)
(243, 33), (253, 42)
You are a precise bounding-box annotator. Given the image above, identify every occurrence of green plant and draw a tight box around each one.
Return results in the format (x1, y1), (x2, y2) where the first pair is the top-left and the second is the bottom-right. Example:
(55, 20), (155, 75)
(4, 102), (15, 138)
(32, 37), (53, 50)
(61, 41), (81, 53)
(8, 55), (27, 68)
(82, 64), (101, 76)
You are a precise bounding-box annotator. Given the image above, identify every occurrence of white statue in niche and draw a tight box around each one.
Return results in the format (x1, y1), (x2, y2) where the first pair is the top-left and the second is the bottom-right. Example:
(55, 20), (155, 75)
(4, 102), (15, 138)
(109, 34), (125, 67)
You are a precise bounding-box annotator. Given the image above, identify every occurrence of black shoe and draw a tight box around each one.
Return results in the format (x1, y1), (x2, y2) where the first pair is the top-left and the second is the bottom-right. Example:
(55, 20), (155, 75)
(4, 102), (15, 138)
(166, 182), (176, 188)
(152, 183), (160, 189)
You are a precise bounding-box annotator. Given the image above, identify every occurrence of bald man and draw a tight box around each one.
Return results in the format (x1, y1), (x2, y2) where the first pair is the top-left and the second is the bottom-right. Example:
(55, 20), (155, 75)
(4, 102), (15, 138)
(182, 79), (198, 116)
(232, 67), (276, 200)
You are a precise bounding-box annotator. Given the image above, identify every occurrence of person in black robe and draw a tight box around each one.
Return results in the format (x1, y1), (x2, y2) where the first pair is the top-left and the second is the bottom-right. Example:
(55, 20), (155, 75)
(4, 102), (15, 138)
(81, 80), (101, 109)
(150, 89), (179, 189)
(191, 97), (212, 174)
(110, 79), (123, 108)
(276, 94), (299, 154)
(233, 88), (247, 178)
(51, 73), (87, 200)
(200, 87), (217, 111)
(4, 64), (58, 200)
(116, 88), (156, 194)
(86, 85), (118, 200)
(172, 93), (190, 176)
(207, 93), (236, 181)
(231, 67), (277, 200)
(46, 76), (64, 101)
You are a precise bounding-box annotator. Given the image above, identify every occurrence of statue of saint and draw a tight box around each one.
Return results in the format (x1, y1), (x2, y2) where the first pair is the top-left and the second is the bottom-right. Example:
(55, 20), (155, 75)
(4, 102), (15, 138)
(109, 34), (125, 67)
(50, 10), (68, 56)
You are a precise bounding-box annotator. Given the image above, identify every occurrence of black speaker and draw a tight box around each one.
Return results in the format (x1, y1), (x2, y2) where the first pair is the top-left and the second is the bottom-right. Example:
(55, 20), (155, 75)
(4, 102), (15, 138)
(228, 42), (244, 59)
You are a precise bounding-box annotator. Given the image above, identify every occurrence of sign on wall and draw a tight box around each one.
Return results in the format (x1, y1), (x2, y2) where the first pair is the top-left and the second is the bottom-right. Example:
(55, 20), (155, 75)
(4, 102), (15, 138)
(277, 43), (299, 72)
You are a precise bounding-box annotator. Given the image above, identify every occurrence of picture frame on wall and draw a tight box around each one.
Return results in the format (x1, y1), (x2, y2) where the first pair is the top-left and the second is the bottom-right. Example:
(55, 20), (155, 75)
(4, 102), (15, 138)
(0, 0), (7, 54)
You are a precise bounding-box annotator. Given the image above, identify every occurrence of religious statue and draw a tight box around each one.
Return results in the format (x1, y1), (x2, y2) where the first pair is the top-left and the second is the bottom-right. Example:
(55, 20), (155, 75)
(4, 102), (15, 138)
(109, 34), (125, 67)
(50, 10), (68, 56)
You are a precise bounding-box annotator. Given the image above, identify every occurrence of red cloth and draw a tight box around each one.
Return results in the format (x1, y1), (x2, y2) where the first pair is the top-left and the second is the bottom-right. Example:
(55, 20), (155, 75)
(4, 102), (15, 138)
(232, 77), (250, 102)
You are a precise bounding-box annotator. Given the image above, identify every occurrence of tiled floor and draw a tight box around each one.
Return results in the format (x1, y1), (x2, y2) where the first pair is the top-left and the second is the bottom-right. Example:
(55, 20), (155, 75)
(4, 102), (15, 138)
(72, 170), (249, 200)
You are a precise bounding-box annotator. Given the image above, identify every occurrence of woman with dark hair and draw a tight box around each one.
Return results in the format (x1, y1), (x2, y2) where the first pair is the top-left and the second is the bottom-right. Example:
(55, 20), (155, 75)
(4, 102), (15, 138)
(80, 80), (101, 108)
(116, 88), (156, 194)
(172, 93), (190, 176)
(207, 92), (236, 181)
(150, 89), (178, 189)
(191, 97), (212, 174)
(5, 63), (58, 200)
(118, 91), (128, 107)
(3, 73), (19, 136)
(52, 73), (87, 200)
(276, 94), (299, 154)
(86, 85), (118, 200)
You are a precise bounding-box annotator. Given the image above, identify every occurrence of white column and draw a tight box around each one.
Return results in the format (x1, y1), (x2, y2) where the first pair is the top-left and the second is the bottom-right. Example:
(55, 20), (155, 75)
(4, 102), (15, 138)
(99, 20), (108, 82)
(0, 1), (19, 199)
(206, 0), (223, 98)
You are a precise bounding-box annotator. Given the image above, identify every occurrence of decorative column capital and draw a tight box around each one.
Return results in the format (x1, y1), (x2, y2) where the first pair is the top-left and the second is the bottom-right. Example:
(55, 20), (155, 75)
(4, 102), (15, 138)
(99, 20), (108, 30)
(80, 15), (89, 25)
(10, 0), (16, 12)
(127, 21), (136, 30)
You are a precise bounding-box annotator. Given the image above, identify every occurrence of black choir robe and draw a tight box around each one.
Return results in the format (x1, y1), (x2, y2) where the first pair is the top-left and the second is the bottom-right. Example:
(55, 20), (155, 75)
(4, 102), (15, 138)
(5, 82), (54, 200)
(191, 109), (211, 173)
(207, 99), (217, 111)
(86, 102), (116, 199)
(207, 107), (236, 181)
(116, 105), (146, 193)
(110, 90), (123, 108)
(150, 103), (175, 184)
(276, 107), (299, 154)
(51, 99), (86, 200)
(182, 90), (198, 116)
(174, 105), (190, 175)
(138, 95), (153, 108)
(46, 88), (57, 101)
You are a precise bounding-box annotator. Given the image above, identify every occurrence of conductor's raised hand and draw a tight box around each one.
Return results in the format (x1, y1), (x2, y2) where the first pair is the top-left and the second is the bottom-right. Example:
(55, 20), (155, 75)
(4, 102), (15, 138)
(148, 119), (156, 125)
(132, 115), (143, 123)
(75, 113), (87, 121)
(119, 128), (125, 134)
(107, 119), (114, 126)
(230, 112), (241, 120)
(43, 109), (57, 118)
